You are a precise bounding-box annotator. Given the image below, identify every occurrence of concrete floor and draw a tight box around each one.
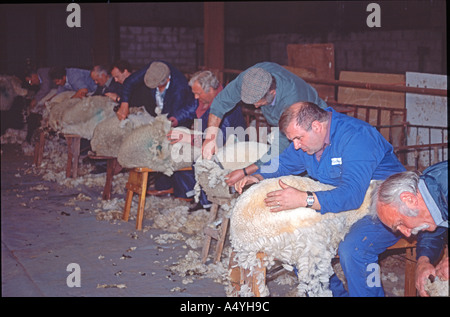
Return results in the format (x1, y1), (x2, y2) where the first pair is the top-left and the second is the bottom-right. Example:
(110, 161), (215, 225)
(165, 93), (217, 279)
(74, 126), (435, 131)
(1, 143), (228, 297)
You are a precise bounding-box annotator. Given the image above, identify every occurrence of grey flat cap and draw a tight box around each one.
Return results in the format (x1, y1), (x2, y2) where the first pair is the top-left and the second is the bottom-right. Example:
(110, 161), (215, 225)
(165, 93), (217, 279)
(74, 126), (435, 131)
(144, 62), (170, 89)
(241, 68), (272, 104)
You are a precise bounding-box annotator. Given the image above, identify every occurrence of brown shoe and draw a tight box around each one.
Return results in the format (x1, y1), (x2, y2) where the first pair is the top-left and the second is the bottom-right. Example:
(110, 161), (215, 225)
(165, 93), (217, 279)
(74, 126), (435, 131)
(146, 188), (174, 196)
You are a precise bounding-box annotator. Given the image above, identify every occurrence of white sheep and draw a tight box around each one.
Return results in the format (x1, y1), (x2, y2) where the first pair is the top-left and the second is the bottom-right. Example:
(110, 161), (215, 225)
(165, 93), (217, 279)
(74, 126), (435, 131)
(90, 106), (154, 157)
(117, 113), (195, 175)
(229, 175), (375, 297)
(44, 94), (117, 139)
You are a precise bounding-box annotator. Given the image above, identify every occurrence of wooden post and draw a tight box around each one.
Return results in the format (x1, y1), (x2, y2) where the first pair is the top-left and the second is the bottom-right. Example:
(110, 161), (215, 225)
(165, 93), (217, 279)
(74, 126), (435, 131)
(204, 2), (224, 82)
(65, 134), (81, 178)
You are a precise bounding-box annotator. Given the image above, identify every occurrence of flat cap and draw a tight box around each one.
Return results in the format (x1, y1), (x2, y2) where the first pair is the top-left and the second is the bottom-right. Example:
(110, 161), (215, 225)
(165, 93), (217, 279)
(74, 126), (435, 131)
(144, 62), (170, 89)
(241, 68), (272, 104)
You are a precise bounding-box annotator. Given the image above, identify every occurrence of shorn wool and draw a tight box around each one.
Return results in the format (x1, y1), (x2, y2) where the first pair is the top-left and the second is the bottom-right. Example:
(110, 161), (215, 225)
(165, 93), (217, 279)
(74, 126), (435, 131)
(91, 106), (154, 157)
(44, 94), (117, 139)
(117, 112), (196, 175)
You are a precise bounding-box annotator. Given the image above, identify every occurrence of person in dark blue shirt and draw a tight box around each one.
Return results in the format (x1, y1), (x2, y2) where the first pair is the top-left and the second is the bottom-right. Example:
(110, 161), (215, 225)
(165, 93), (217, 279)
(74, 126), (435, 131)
(374, 160), (448, 296)
(115, 60), (196, 128)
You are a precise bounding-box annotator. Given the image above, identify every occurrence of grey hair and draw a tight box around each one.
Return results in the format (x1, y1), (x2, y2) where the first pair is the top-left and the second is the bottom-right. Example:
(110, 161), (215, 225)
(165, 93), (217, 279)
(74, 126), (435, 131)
(369, 171), (421, 220)
(92, 65), (109, 76)
(189, 70), (220, 93)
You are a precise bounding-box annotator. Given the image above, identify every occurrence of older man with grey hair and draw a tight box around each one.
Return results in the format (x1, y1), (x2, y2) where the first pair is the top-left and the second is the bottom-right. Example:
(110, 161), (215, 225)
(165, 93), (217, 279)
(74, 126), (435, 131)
(90, 65), (123, 98)
(372, 161), (448, 296)
(168, 70), (247, 211)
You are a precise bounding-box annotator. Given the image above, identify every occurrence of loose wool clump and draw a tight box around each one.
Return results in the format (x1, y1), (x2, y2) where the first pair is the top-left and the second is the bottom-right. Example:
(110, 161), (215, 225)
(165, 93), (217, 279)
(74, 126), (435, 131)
(117, 113), (196, 175)
(91, 106), (154, 157)
(44, 94), (117, 139)
(194, 140), (269, 201)
(425, 277), (449, 297)
(229, 175), (375, 297)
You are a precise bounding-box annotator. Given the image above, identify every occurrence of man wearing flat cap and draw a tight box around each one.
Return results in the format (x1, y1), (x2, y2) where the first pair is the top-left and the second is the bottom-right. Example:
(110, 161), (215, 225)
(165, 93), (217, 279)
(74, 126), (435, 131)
(115, 60), (196, 128)
(202, 61), (327, 186)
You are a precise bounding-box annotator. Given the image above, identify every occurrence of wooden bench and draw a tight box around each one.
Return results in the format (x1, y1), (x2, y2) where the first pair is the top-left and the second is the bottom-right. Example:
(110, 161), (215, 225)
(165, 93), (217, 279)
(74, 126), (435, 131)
(229, 238), (418, 297)
(121, 167), (192, 230)
(88, 155), (120, 200)
(33, 131), (82, 178)
(64, 134), (81, 178)
(33, 129), (46, 167)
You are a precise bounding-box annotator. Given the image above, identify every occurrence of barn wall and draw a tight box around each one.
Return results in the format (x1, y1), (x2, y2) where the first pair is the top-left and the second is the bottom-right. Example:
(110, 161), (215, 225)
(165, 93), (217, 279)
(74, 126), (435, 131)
(117, 26), (446, 77)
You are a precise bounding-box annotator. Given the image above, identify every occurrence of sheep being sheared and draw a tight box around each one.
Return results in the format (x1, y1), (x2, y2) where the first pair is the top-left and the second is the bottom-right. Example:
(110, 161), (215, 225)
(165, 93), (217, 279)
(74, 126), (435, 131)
(90, 106), (154, 157)
(117, 113), (196, 176)
(229, 175), (375, 297)
(44, 94), (117, 139)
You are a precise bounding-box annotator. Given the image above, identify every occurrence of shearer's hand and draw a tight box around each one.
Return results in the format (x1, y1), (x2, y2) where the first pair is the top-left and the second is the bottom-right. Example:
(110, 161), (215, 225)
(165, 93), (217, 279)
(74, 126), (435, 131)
(265, 179), (304, 212)
(71, 88), (88, 99)
(225, 169), (246, 187)
(167, 129), (191, 145)
(435, 256), (449, 281)
(202, 116), (221, 159)
(105, 92), (118, 102)
(416, 256), (436, 297)
(234, 175), (261, 195)
(225, 164), (258, 186)
(116, 102), (129, 121)
(168, 116), (178, 127)
(202, 138), (217, 160)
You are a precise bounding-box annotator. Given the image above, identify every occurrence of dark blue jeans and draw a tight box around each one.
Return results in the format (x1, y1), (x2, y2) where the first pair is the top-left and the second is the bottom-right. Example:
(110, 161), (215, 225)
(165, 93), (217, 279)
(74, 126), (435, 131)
(330, 215), (401, 297)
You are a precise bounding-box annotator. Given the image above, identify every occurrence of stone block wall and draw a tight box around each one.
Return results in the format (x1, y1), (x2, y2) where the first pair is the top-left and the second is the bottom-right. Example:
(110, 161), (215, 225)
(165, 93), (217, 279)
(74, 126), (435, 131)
(119, 26), (242, 74)
(119, 26), (203, 73)
(119, 26), (446, 76)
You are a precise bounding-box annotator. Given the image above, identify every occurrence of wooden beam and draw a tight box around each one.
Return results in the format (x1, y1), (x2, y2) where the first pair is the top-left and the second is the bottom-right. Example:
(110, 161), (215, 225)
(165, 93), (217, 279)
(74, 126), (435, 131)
(203, 2), (224, 78)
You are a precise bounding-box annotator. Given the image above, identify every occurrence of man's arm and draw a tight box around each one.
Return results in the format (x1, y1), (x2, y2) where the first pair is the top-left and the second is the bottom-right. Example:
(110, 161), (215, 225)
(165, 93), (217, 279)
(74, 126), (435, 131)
(67, 69), (96, 92)
(120, 65), (148, 103)
(202, 113), (222, 159)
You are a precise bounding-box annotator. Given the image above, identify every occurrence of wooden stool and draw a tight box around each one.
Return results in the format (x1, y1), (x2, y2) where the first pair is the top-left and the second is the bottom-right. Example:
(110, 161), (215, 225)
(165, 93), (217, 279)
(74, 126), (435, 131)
(33, 129), (46, 167)
(64, 134), (81, 178)
(201, 196), (234, 264)
(229, 251), (266, 297)
(122, 167), (192, 230)
(229, 238), (418, 297)
(88, 155), (120, 200)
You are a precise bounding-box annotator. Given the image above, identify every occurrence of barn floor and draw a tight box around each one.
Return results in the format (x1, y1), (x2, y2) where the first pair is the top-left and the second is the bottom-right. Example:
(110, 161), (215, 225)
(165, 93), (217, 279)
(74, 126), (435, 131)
(1, 141), (409, 297)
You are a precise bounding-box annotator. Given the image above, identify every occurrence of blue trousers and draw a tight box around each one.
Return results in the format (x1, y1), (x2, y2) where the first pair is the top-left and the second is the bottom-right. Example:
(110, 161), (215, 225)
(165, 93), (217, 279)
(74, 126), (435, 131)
(330, 215), (401, 297)
(156, 170), (211, 207)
